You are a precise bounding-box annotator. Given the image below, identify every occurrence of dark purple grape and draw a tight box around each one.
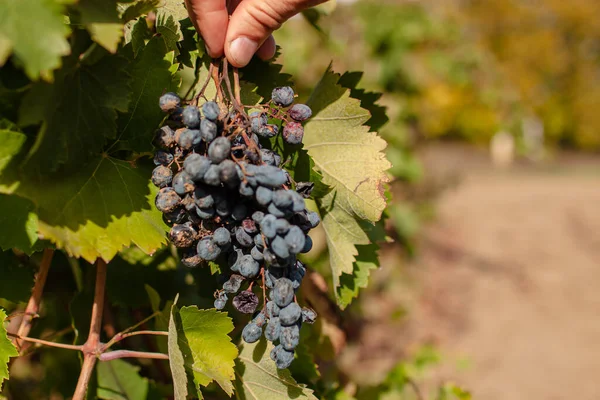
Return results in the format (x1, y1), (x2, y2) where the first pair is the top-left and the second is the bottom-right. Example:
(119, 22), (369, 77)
(258, 124), (278, 138)
(264, 317), (281, 342)
(181, 250), (202, 268)
(184, 153), (211, 181)
(254, 165), (287, 187)
(272, 278), (294, 308)
(300, 235), (313, 253)
(208, 137), (231, 164)
(213, 227), (231, 246)
(272, 86), (295, 107)
(163, 207), (187, 225)
(203, 164), (221, 186)
(250, 111), (268, 134)
(233, 290), (259, 314)
(285, 226), (305, 254)
(223, 274), (244, 293)
(301, 308), (317, 324)
(202, 101), (220, 121)
(279, 324), (300, 351)
(260, 214), (277, 238)
(238, 255), (259, 279)
(173, 171), (195, 195)
(274, 346), (294, 369)
(154, 126), (176, 148)
(219, 160), (239, 188)
(255, 186), (273, 206)
(169, 223), (197, 248)
(177, 129), (200, 150)
(197, 236), (221, 260)
(182, 106), (201, 128)
(279, 302), (302, 326)
(282, 122), (304, 145)
(159, 92), (181, 112)
(242, 322), (262, 343)
(151, 165), (173, 188)
(272, 190), (293, 209)
(154, 150), (174, 166)
(200, 118), (217, 142)
(295, 182), (314, 198)
(288, 104), (312, 121)
(271, 235), (290, 258)
(155, 187), (181, 213)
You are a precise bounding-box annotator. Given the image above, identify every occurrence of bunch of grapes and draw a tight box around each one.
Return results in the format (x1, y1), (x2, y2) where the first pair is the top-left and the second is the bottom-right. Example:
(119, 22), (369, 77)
(153, 84), (317, 369)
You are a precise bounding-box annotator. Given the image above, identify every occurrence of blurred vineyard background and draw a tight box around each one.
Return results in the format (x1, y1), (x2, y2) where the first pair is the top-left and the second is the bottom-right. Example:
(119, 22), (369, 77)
(275, 0), (600, 399)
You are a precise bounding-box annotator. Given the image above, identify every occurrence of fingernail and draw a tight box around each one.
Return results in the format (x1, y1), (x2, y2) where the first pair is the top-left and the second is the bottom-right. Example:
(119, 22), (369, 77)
(229, 37), (258, 66)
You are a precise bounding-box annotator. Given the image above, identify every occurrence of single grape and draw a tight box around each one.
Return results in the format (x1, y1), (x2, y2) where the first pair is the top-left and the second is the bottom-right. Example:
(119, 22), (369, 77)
(182, 106), (201, 128)
(301, 235), (313, 253)
(203, 164), (221, 186)
(193, 186), (214, 208)
(169, 223), (197, 248)
(290, 191), (306, 212)
(197, 236), (221, 261)
(264, 317), (281, 342)
(282, 122), (304, 145)
(253, 311), (267, 328)
(169, 106), (184, 123)
(257, 124), (279, 138)
(255, 186), (273, 206)
(271, 235), (290, 258)
(233, 290), (259, 314)
(266, 301), (280, 318)
(270, 344), (281, 361)
(184, 153), (211, 181)
(260, 214), (277, 238)
(173, 171), (195, 195)
(274, 219), (290, 235)
(232, 204), (248, 221)
(154, 150), (174, 166)
(181, 250), (202, 268)
(177, 129), (201, 150)
(252, 211), (265, 224)
(215, 198), (231, 217)
(242, 322), (262, 343)
(255, 165), (287, 187)
(274, 346), (294, 369)
(202, 101), (220, 121)
(213, 227), (231, 246)
(219, 160), (240, 188)
(159, 92), (181, 112)
(196, 206), (215, 220)
(200, 118), (218, 142)
(288, 104), (312, 121)
(228, 248), (244, 272)
(272, 86), (295, 107)
(279, 324), (300, 351)
(223, 274), (244, 293)
(272, 190), (293, 208)
(272, 278), (294, 308)
(263, 248), (278, 267)
(242, 218), (258, 234)
(235, 227), (254, 247)
(239, 181), (255, 197)
(260, 149), (277, 166)
(208, 137), (231, 164)
(238, 255), (260, 279)
(254, 233), (266, 250)
(250, 111), (268, 134)
(154, 126), (176, 148)
(285, 226), (306, 254)
(151, 165), (173, 188)
(279, 302), (302, 326)
(307, 211), (320, 228)
(301, 308), (317, 324)
(214, 293), (228, 310)
(250, 246), (264, 261)
(163, 207), (187, 225)
(155, 187), (181, 213)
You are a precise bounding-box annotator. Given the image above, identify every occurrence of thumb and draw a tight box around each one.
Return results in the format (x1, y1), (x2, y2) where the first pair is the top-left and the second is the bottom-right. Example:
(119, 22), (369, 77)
(225, 0), (327, 67)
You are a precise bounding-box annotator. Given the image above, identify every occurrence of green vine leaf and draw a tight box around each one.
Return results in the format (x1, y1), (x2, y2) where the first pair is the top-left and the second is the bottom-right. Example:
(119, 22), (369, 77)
(304, 67), (390, 304)
(234, 339), (318, 400)
(0, 194), (38, 253)
(96, 359), (150, 400)
(18, 50), (131, 174)
(78, 0), (123, 53)
(0, 0), (72, 81)
(116, 35), (180, 153)
(168, 301), (237, 399)
(121, 0), (160, 23)
(0, 251), (34, 303)
(1, 156), (168, 263)
(0, 309), (18, 391)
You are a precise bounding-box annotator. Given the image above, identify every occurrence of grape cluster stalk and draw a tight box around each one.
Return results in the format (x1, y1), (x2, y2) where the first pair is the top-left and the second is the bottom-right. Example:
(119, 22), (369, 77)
(152, 64), (318, 369)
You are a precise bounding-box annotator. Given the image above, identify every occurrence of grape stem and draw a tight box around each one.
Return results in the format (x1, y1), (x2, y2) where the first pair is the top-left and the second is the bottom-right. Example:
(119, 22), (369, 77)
(99, 350), (169, 362)
(211, 58), (225, 103)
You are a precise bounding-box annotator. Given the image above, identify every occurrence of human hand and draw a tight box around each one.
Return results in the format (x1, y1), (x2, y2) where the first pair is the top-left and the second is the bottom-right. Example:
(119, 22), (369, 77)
(185, 0), (327, 67)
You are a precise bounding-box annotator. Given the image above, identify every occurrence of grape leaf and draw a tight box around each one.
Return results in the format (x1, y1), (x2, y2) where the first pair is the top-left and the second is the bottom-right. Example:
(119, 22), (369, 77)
(0, 309), (18, 391)
(234, 339), (318, 400)
(1, 156), (169, 263)
(121, 0), (160, 23)
(304, 67), (390, 301)
(338, 71), (388, 132)
(0, 0), (71, 81)
(79, 0), (123, 53)
(0, 194), (38, 253)
(240, 52), (293, 102)
(116, 35), (180, 153)
(97, 359), (149, 400)
(168, 302), (237, 399)
(18, 51), (131, 174)
(0, 251), (34, 303)
(155, 0), (188, 50)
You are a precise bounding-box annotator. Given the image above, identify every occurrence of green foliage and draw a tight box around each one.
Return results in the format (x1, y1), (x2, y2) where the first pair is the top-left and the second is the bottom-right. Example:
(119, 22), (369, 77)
(168, 300), (237, 399)
(96, 359), (150, 400)
(0, 309), (18, 391)
(234, 340), (318, 400)
(0, 251), (34, 303)
(304, 67), (390, 306)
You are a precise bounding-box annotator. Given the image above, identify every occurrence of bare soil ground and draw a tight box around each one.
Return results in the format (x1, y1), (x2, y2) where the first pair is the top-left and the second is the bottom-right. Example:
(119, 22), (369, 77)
(341, 145), (600, 399)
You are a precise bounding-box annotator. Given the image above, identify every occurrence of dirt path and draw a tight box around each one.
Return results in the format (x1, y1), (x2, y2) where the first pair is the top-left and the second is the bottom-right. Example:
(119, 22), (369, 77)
(342, 147), (600, 399)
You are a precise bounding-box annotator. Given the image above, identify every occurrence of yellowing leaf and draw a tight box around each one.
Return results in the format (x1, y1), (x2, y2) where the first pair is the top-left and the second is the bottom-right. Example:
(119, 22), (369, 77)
(79, 0), (124, 53)
(304, 67), (390, 296)
(0, 309), (19, 391)
(234, 340), (318, 400)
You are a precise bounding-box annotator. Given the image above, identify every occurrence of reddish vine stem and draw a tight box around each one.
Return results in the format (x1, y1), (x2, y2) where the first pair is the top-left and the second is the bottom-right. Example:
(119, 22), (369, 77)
(211, 59), (224, 103)
(99, 350), (169, 362)
(7, 333), (82, 351)
(14, 248), (55, 352)
(73, 258), (107, 400)
(233, 67), (242, 105)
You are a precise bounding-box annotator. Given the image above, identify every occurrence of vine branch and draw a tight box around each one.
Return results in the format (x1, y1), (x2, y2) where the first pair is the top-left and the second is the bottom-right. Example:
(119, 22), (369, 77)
(99, 350), (169, 362)
(14, 248), (54, 352)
